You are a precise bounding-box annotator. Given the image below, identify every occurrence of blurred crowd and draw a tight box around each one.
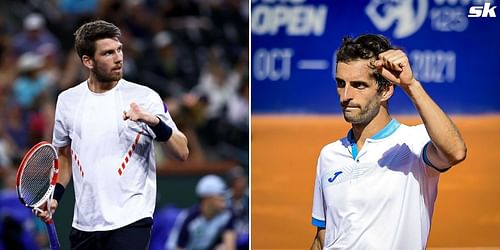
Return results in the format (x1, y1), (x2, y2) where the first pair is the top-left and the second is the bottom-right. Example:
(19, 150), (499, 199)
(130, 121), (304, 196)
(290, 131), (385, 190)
(0, 0), (248, 249)
(151, 169), (249, 250)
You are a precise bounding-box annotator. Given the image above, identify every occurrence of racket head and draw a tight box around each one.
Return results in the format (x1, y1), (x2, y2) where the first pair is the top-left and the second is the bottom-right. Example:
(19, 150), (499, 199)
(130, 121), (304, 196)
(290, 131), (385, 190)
(16, 141), (59, 208)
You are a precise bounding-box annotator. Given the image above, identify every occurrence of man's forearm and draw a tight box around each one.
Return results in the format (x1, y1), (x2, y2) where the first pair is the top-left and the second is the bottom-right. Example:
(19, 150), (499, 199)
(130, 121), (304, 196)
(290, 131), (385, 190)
(311, 237), (322, 250)
(311, 228), (325, 250)
(165, 130), (189, 161)
(403, 81), (466, 167)
(57, 145), (72, 187)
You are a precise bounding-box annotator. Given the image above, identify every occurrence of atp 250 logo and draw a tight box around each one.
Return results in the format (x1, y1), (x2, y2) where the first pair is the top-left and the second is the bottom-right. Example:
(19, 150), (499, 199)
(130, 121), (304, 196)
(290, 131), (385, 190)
(468, 2), (497, 17)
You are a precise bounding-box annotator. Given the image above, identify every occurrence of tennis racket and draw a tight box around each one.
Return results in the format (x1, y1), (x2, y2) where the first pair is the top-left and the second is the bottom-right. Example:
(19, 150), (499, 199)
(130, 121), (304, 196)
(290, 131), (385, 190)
(16, 141), (60, 250)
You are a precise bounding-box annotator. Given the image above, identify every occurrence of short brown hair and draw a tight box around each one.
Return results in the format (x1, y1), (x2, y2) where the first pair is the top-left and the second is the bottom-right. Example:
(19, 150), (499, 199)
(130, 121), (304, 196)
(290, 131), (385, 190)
(336, 34), (396, 93)
(74, 20), (121, 59)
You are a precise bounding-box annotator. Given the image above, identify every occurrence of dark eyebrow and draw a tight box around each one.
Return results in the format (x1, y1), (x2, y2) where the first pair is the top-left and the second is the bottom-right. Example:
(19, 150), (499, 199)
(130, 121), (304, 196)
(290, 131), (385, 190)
(100, 44), (122, 54)
(101, 49), (114, 54)
(335, 77), (344, 82)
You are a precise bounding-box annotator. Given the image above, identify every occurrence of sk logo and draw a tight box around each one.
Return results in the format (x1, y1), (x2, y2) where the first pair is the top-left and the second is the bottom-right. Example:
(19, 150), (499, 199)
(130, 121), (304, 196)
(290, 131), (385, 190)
(468, 2), (497, 18)
(328, 171), (343, 183)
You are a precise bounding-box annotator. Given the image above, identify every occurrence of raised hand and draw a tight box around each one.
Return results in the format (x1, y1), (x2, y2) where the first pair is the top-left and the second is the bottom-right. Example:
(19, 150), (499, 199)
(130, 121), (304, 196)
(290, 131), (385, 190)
(372, 50), (416, 88)
(123, 102), (159, 126)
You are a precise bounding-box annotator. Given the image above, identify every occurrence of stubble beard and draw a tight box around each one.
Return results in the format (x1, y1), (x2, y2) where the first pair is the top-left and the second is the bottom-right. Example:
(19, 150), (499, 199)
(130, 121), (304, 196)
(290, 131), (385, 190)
(342, 97), (381, 125)
(92, 65), (122, 84)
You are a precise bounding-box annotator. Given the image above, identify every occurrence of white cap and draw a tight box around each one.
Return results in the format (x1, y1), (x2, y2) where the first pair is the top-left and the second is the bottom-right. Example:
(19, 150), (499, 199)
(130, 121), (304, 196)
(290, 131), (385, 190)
(17, 52), (44, 72)
(24, 13), (45, 30)
(196, 175), (226, 197)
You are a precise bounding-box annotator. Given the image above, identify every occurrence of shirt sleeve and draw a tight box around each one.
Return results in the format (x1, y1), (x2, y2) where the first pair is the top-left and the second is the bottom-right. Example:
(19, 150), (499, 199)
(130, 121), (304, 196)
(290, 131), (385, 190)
(311, 155), (326, 228)
(410, 124), (450, 173)
(52, 94), (70, 147)
(410, 124), (430, 155)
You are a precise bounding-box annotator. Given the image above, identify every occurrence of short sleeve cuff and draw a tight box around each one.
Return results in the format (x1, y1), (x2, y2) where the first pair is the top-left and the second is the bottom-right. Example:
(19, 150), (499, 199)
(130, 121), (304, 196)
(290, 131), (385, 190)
(422, 141), (451, 173)
(312, 217), (326, 228)
(52, 139), (69, 148)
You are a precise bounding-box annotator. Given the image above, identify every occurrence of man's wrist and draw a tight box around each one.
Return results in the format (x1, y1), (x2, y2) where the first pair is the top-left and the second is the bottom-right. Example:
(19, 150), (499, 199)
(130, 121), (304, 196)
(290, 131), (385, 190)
(53, 183), (65, 202)
(401, 79), (421, 93)
(149, 117), (173, 141)
(143, 114), (160, 127)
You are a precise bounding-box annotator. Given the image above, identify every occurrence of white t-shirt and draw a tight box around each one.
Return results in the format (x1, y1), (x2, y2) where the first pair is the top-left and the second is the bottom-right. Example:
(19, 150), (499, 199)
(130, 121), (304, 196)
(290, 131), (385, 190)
(52, 79), (177, 231)
(311, 119), (444, 250)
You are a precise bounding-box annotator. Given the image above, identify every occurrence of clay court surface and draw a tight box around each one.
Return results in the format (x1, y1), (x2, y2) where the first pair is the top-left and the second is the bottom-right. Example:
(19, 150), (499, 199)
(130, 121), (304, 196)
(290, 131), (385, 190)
(251, 115), (500, 249)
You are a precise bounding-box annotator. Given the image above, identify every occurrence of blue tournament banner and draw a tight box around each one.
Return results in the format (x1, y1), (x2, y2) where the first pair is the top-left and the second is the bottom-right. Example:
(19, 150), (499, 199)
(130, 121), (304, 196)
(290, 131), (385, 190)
(251, 0), (500, 114)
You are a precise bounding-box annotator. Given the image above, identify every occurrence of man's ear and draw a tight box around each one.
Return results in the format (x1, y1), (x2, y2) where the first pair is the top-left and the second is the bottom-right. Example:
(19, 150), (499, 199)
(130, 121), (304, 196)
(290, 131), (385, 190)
(82, 55), (94, 70)
(380, 84), (394, 102)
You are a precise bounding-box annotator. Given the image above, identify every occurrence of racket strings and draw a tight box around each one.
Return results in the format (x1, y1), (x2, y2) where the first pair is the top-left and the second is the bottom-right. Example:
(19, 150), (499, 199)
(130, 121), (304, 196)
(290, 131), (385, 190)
(20, 146), (56, 206)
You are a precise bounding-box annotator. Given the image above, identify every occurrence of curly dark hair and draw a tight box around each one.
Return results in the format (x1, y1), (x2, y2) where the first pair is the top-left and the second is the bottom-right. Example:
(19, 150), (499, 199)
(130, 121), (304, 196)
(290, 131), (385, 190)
(74, 20), (121, 60)
(336, 34), (397, 93)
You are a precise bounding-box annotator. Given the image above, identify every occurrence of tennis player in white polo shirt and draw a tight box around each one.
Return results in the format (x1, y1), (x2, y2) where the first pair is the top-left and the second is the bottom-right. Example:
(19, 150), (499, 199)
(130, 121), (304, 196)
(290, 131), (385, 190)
(310, 34), (467, 250)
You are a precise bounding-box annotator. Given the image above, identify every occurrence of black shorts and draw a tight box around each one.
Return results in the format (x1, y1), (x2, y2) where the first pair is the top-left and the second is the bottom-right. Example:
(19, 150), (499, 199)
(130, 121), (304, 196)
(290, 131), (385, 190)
(69, 217), (153, 250)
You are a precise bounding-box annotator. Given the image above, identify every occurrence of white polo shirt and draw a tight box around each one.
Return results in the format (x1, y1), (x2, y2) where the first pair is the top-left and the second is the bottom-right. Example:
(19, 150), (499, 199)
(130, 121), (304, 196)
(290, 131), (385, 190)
(53, 79), (177, 231)
(311, 119), (446, 250)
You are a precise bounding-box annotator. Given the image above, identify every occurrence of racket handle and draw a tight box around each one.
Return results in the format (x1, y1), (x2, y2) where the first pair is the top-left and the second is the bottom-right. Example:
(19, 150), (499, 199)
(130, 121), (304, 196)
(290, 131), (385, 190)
(46, 219), (60, 250)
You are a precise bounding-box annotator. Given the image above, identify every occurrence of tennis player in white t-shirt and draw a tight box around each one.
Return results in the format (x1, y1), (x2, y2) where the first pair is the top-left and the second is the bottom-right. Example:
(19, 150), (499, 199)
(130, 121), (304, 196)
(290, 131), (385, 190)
(310, 34), (467, 250)
(36, 20), (189, 249)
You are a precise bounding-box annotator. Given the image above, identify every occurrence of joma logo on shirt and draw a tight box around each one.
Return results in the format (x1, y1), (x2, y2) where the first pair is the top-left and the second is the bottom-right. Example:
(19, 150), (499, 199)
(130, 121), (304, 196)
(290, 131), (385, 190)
(328, 171), (343, 183)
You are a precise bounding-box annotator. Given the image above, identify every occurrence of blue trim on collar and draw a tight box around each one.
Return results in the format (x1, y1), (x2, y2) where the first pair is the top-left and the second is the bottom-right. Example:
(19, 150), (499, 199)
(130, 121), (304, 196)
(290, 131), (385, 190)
(346, 119), (400, 160)
(347, 130), (358, 159)
(346, 119), (400, 142)
(371, 119), (400, 139)
(347, 129), (355, 142)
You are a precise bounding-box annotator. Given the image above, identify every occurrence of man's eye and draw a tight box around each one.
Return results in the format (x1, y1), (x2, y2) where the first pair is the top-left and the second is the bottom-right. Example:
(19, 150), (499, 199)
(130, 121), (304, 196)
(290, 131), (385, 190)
(336, 81), (345, 88)
(352, 82), (367, 89)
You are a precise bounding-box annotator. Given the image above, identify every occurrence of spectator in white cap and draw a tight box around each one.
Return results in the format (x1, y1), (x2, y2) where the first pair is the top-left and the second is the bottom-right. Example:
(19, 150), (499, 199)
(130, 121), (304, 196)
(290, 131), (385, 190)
(174, 175), (236, 250)
(12, 52), (50, 109)
(13, 13), (61, 59)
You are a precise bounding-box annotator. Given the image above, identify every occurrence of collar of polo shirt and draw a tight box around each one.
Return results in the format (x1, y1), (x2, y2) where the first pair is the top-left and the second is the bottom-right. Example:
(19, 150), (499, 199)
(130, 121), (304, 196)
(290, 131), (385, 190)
(346, 119), (401, 159)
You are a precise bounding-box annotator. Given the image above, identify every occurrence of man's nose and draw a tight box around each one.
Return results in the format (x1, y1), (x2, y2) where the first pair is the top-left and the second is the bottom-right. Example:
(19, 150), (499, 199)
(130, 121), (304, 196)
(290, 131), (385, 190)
(339, 86), (353, 101)
(114, 52), (123, 63)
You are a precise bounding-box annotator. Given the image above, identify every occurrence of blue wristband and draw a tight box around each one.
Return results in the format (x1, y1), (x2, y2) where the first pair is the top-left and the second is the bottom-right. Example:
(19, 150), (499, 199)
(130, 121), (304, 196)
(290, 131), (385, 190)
(53, 183), (65, 202)
(150, 117), (173, 141)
